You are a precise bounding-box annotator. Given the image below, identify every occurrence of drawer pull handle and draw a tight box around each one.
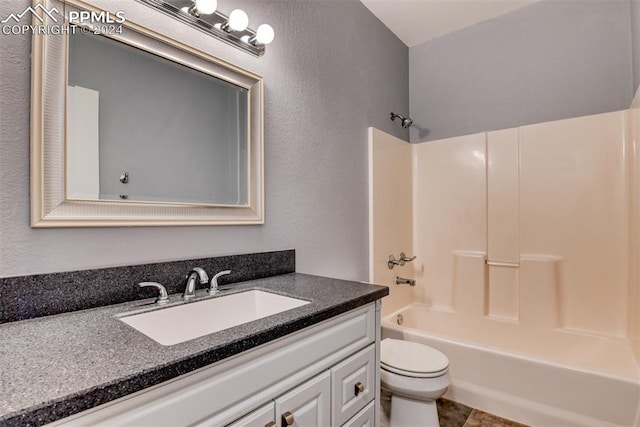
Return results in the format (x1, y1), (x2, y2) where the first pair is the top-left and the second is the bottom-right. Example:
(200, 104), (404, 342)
(282, 411), (294, 426)
(265, 423), (276, 427)
(354, 382), (365, 396)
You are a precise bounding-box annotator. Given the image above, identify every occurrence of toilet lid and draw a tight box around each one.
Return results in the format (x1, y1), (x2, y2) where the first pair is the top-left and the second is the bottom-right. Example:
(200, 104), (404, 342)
(380, 338), (449, 376)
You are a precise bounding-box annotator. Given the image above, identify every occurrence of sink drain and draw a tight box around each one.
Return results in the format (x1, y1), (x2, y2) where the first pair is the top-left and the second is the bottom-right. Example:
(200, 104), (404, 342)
(396, 314), (403, 325)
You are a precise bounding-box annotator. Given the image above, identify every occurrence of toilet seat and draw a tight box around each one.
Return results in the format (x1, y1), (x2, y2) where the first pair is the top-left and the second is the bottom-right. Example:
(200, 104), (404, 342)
(381, 338), (449, 378)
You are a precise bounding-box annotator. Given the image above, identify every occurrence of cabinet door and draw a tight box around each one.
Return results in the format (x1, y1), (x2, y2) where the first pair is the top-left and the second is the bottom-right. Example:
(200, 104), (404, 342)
(225, 402), (276, 427)
(342, 401), (375, 427)
(275, 371), (331, 427)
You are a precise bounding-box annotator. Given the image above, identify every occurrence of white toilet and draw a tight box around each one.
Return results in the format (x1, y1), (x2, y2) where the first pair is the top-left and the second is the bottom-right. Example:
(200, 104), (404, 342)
(380, 338), (450, 427)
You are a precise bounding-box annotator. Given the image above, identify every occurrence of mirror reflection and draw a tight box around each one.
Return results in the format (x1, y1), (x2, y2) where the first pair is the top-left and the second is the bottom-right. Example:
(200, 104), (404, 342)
(66, 32), (249, 206)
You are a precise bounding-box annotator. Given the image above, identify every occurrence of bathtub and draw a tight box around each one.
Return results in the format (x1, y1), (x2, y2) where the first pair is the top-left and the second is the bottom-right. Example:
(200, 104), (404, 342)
(382, 304), (640, 427)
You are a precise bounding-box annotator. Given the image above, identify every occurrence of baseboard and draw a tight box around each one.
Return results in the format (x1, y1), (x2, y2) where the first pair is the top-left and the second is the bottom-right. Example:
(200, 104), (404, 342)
(445, 379), (621, 427)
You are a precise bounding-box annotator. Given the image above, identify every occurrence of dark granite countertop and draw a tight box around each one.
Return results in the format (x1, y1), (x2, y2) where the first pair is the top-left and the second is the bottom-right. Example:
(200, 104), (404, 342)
(0, 273), (388, 427)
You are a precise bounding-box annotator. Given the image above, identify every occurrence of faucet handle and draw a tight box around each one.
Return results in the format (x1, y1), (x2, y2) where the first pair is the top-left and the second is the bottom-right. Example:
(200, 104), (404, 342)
(209, 270), (232, 294)
(388, 252), (417, 269)
(138, 282), (169, 304)
(399, 252), (417, 263)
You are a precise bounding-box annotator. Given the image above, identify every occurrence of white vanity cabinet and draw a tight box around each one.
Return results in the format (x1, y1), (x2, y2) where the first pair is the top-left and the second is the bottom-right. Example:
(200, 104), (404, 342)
(342, 402), (375, 427)
(226, 402), (276, 427)
(331, 344), (376, 426)
(274, 371), (331, 426)
(224, 371), (333, 427)
(51, 302), (380, 427)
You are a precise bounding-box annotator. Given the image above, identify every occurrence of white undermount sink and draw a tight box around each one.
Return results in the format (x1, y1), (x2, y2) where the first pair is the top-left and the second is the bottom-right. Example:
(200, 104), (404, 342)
(119, 290), (310, 346)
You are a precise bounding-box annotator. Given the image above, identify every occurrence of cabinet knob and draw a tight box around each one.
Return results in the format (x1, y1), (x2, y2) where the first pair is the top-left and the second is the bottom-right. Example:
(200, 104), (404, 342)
(282, 411), (294, 426)
(354, 382), (365, 396)
(265, 423), (276, 427)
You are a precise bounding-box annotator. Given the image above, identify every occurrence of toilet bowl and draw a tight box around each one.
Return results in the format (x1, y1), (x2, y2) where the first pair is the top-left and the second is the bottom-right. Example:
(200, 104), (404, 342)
(380, 338), (450, 427)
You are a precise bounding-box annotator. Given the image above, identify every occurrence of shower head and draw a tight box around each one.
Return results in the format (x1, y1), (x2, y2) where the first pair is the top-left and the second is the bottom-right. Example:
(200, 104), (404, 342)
(390, 112), (413, 128)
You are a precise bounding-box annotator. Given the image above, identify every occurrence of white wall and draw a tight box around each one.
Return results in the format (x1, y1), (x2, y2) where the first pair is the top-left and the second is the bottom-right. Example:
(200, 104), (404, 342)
(368, 128), (413, 316)
(413, 134), (487, 310)
(410, 111), (630, 338)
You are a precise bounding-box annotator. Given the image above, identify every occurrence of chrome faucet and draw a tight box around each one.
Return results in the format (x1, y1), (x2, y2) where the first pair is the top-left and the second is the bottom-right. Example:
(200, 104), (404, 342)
(208, 270), (231, 294)
(183, 267), (209, 300)
(395, 276), (416, 286)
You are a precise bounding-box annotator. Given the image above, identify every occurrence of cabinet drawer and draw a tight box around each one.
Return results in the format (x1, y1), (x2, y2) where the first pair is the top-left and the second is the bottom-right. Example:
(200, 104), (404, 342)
(331, 344), (376, 426)
(342, 401), (375, 427)
(225, 402), (275, 427)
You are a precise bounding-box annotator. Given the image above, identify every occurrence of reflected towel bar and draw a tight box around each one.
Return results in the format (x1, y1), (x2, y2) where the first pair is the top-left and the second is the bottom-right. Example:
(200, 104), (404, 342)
(485, 260), (519, 268)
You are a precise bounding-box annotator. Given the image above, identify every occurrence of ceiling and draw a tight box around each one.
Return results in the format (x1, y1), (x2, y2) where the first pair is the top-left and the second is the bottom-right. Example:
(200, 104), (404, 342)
(360, 0), (539, 47)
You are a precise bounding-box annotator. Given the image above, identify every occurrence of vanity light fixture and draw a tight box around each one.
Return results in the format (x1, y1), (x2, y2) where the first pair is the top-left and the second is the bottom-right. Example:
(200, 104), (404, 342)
(185, 0), (217, 17)
(222, 9), (249, 32)
(137, 0), (275, 56)
(250, 24), (275, 46)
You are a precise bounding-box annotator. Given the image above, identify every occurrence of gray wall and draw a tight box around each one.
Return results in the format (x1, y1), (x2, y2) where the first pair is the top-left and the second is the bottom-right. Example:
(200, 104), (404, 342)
(631, 0), (640, 94)
(409, 0), (633, 142)
(0, 0), (409, 279)
(69, 32), (247, 204)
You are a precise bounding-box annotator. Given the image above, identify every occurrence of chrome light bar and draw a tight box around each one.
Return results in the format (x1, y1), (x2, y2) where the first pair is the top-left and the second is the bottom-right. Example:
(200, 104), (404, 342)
(136, 0), (273, 57)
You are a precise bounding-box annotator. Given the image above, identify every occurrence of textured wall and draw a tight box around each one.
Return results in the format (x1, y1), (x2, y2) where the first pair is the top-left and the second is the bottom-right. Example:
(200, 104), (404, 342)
(409, 0), (633, 142)
(0, 0), (409, 279)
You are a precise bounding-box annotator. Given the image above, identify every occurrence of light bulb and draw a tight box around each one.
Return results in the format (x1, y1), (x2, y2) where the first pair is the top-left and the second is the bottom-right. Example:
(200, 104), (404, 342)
(254, 24), (274, 45)
(227, 9), (249, 32)
(194, 0), (217, 15)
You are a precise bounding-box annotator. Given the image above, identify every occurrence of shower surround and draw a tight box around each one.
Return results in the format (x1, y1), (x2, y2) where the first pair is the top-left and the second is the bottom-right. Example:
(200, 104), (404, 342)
(368, 109), (640, 426)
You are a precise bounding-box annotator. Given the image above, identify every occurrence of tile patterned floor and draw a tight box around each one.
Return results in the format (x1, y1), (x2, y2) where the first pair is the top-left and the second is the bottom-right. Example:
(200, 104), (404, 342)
(437, 398), (473, 426)
(381, 395), (530, 427)
(462, 408), (529, 427)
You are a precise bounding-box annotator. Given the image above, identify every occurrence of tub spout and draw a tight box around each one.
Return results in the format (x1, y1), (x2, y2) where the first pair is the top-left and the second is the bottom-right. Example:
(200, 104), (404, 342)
(395, 276), (415, 286)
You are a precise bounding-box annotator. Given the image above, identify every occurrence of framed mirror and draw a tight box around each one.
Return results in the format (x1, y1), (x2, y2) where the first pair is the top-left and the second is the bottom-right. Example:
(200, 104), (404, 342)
(31, 0), (264, 227)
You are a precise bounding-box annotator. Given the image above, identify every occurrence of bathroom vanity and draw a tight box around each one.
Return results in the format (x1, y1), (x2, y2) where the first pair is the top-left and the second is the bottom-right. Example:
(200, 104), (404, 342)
(53, 302), (378, 427)
(0, 260), (387, 427)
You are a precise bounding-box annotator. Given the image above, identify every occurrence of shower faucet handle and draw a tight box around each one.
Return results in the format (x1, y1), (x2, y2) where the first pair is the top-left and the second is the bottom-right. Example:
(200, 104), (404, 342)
(399, 252), (416, 263)
(387, 252), (417, 269)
